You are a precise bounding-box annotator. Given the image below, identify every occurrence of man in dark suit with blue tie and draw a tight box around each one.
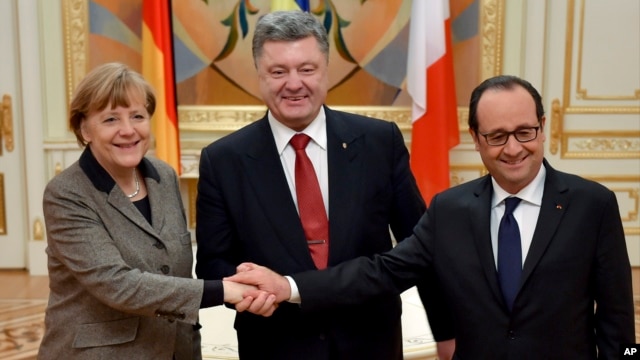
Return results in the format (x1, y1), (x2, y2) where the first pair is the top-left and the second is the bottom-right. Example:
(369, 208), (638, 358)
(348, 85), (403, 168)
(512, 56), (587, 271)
(230, 75), (635, 359)
(195, 10), (453, 360)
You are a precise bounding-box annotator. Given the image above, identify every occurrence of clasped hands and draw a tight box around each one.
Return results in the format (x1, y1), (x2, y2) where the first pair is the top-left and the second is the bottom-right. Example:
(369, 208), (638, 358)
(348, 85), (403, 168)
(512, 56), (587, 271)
(222, 263), (291, 317)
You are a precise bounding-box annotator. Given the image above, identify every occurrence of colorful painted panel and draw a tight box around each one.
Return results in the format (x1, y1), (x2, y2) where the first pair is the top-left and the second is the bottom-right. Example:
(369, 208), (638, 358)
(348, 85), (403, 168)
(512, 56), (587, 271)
(80, 0), (490, 108)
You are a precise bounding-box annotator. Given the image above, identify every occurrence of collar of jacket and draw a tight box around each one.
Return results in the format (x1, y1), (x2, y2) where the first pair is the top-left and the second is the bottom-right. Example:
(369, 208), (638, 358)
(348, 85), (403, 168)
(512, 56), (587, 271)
(78, 147), (161, 194)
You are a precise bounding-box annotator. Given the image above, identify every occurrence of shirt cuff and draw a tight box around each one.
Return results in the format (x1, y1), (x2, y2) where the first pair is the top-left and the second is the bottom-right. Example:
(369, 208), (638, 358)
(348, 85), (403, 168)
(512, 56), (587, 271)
(285, 276), (301, 304)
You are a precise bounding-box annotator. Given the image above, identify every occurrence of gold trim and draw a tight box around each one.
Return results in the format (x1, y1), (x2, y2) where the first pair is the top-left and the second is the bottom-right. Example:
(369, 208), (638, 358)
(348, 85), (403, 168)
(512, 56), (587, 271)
(551, 101), (640, 158)
(550, 0), (640, 159)
(480, 0), (505, 80)
(561, 131), (640, 159)
(609, 188), (638, 223)
(586, 175), (640, 235)
(186, 178), (197, 229)
(178, 105), (414, 131)
(562, 0), (576, 108)
(1, 95), (14, 153)
(0, 173), (5, 235)
(587, 176), (640, 183)
(555, 0), (640, 157)
(575, 0), (640, 100)
(180, 162), (200, 176)
(450, 164), (489, 186)
(62, 0), (88, 103)
(550, 99), (562, 155)
(564, 107), (640, 115)
(33, 219), (44, 241)
(179, 105), (472, 133)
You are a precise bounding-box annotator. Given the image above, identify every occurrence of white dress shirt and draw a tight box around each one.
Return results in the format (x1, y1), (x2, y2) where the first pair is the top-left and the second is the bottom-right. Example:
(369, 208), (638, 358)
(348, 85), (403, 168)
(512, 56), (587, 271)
(490, 164), (546, 268)
(268, 108), (329, 216)
(268, 109), (328, 302)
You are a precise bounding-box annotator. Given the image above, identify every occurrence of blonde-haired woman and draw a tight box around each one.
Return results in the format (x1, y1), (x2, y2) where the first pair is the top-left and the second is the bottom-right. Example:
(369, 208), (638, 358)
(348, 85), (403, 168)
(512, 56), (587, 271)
(39, 63), (275, 360)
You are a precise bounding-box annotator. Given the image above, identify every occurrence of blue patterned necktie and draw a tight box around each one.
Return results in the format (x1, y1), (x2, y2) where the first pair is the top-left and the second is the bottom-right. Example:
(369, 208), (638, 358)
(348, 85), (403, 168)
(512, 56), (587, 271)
(497, 197), (522, 311)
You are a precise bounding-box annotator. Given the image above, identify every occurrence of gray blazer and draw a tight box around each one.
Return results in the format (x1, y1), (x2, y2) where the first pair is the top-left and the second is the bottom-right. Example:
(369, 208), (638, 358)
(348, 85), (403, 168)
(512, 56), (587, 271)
(39, 148), (205, 360)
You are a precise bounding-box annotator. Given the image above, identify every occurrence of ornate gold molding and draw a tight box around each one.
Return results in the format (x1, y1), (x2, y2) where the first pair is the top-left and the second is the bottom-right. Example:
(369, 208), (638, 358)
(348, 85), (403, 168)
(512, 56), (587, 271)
(575, 0), (640, 100)
(0, 95), (14, 154)
(0, 173), (5, 235)
(179, 105), (472, 134)
(480, 0), (505, 80)
(553, 105), (640, 158)
(186, 178), (197, 229)
(550, 99), (562, 155)
(33, 218), (44, 241)
(554, 0), (640, 157)
(450, 164), (489, 187)
(586, 175), (640, 235)
(178, 105), (413, 131)
(62, 0), (88, 103)
(563, 107), (640, 115)
(560, 131), (640, 159)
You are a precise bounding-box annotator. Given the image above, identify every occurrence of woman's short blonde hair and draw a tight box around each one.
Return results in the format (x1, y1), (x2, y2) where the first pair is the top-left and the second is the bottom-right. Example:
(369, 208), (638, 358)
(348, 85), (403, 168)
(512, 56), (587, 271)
(69, 62), (156, 147)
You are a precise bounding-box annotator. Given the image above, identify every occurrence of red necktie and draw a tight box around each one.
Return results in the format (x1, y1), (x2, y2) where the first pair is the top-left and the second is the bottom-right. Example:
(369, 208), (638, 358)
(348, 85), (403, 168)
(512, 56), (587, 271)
(290, 134), (329, 269)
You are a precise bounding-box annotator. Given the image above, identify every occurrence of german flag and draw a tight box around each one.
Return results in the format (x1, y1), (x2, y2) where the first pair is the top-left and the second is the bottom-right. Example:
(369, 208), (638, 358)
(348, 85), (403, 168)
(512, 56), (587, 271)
(142, 0), (181, 174)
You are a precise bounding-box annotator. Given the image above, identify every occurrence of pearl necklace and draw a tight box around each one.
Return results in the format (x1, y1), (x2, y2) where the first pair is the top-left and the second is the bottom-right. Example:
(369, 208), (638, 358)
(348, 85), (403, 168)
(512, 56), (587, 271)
(126, 169), (140, 198)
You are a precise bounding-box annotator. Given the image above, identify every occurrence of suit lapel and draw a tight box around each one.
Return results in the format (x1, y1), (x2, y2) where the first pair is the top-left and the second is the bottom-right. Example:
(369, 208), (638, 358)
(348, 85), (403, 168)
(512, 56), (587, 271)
(469, 162), (570, 312)
(146, 174), (168, 237)
(243, 118), (317, 269)
(106, 190), (160, 240)
(521, 162), (569, 284)
(81, 148), (164, 242)
(324, 108), (361, 266)
(469, 177), (505, 305)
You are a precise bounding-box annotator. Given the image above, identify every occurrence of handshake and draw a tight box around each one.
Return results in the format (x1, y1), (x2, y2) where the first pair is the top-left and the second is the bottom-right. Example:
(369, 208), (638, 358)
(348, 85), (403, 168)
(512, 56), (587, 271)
(221, 263), (291, 317)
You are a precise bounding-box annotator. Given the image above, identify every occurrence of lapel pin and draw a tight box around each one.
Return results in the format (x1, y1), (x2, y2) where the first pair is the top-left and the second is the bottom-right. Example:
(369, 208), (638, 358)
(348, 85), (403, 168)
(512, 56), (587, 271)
(556, 204), (563, 209)
(342, 142), (347, 149)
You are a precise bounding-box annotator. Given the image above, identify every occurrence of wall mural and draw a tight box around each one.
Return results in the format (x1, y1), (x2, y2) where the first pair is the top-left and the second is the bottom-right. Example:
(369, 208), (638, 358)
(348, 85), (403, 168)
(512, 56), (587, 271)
(78, 0), (500, 110)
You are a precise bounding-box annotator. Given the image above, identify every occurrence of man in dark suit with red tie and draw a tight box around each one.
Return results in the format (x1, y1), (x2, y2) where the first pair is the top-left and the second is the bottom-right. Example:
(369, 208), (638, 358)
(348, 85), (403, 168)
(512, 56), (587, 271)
(195, 10), (452, 360)
(229, 75), (635, 359)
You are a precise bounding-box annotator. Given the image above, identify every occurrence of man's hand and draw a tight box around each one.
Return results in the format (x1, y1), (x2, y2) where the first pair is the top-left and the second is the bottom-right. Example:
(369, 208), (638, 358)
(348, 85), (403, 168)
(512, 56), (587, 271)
(225, 262), (292, 303)
(436, 339), (455, 360)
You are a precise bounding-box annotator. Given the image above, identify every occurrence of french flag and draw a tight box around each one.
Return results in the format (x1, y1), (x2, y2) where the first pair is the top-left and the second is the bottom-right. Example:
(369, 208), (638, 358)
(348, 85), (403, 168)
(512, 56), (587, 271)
(407, 0), (459, 203)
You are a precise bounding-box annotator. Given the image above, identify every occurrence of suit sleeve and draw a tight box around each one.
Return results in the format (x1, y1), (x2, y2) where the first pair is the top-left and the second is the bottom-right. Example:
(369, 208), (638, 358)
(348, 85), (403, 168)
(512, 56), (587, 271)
(593, 191), (635, 358)
(195, 148), (239, 280)
(293, 206), (436, 311)
(387, 122), (456, 341)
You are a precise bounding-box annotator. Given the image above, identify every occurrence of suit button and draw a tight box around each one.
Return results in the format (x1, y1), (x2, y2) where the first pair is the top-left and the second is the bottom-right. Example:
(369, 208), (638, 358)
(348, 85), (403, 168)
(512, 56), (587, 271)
(160, 265), (170, 274)
(153, 242), (165, 249)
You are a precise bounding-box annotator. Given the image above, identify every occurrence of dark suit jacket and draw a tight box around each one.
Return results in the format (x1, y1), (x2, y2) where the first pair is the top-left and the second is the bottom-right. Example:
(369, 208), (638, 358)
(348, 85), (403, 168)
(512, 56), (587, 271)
(40, 148), (208, 360)
(293, 160), (635, 360)
(196, 106), (447, 359)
